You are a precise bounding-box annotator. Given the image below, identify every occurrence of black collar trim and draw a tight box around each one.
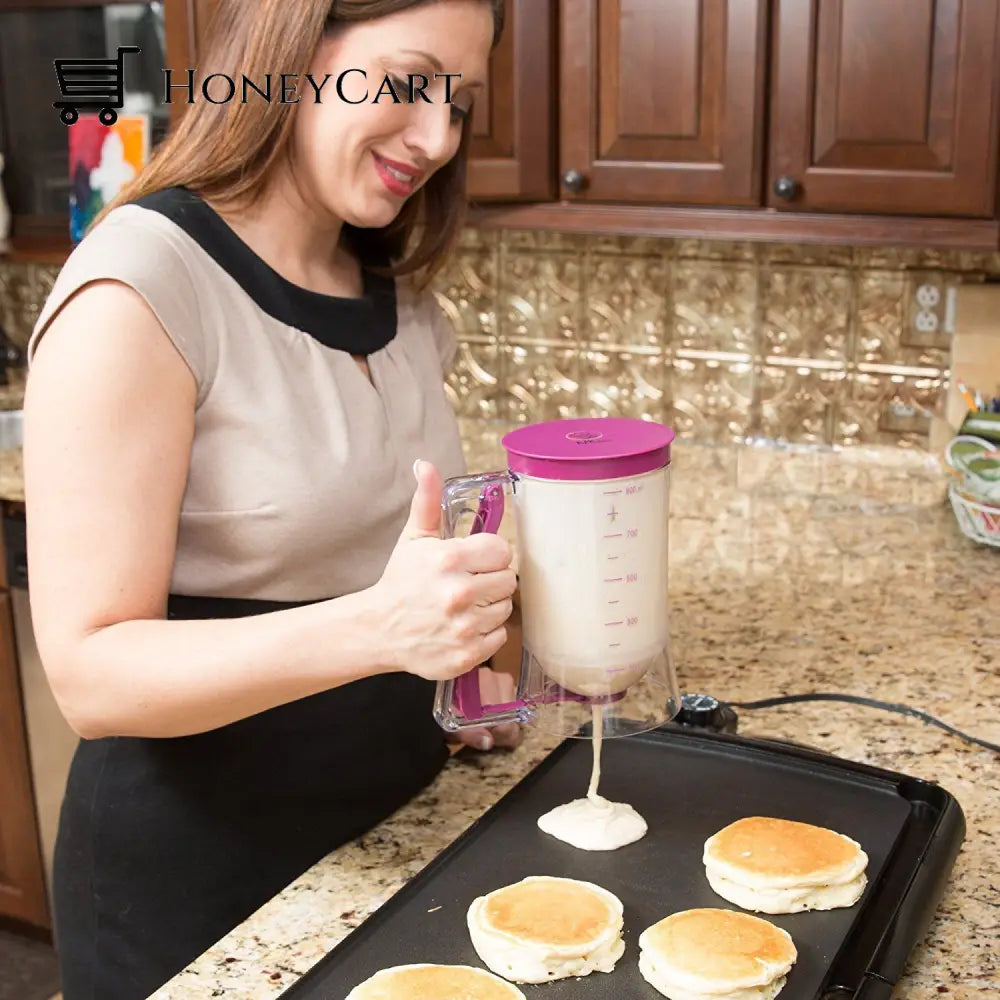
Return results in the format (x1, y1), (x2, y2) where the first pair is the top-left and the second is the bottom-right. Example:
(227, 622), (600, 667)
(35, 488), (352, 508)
(133, 187), (398, 355)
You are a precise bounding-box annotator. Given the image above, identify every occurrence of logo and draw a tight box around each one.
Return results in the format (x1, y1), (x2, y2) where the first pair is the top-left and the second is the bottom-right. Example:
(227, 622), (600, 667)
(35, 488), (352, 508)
(53, 45), (141, 126)
(53, 45), (466, 123)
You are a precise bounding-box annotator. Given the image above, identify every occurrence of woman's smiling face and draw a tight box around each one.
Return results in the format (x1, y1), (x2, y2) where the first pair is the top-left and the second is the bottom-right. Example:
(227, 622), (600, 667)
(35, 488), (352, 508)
(291, 0), (493, 229)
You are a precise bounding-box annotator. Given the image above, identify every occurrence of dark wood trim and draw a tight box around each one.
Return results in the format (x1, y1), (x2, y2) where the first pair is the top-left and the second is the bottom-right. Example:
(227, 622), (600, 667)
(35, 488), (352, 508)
(7, 202), (1000, 266)
(9, 214), (71, 243)
(467, 0), (556, 201)
(995, 0), (1000, 218)
(2, 234), (75, 264)
(163, 0), (198, 132)
(165, 0), (199, 66)
(466, 201), (1000, 249)
(557, 0), (589, 197)
(0, 514), (7, 592)
(0, 912), (53, 944)
(0, 591), (49, 929)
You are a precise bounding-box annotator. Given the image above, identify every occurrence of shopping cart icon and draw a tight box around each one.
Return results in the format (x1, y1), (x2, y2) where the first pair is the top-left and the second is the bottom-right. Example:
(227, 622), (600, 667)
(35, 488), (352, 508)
(53, 45), (141, 126)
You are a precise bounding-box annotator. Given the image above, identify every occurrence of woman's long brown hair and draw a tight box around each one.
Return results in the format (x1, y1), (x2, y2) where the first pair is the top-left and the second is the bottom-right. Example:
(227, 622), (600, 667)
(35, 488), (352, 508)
(92, 0), (504, 287)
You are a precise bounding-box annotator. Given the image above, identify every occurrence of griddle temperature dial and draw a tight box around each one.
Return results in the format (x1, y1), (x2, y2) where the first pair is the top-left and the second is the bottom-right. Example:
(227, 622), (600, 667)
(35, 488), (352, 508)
(676, 693), (738, 734)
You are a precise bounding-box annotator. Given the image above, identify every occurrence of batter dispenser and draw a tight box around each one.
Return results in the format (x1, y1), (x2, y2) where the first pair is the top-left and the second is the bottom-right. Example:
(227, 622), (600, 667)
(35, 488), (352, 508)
(433, 416), (682, 739)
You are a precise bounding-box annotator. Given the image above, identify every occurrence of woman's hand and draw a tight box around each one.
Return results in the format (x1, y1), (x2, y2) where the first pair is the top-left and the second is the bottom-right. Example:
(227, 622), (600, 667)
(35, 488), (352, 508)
(445, 667), (523, 752)
(369, 460), (517, 682)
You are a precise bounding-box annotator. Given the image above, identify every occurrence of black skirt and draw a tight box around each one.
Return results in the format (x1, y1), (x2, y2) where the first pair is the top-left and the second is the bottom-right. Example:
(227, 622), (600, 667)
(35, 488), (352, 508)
(52, 594), (450, 1000)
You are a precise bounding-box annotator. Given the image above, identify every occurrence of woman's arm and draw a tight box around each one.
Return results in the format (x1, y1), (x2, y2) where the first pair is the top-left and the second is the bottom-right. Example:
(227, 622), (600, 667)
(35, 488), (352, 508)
(24, 281), (513, 740)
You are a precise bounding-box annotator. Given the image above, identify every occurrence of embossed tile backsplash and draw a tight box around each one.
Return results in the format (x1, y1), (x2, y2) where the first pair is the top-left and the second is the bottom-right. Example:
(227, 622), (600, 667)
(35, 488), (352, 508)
(3, 232), (999, 449)
(433, 232), (1000, 450)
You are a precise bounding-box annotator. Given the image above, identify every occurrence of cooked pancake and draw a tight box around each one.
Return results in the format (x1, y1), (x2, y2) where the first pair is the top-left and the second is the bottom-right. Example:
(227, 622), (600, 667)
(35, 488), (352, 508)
(638, 908), (797, 1000)
(703, 816), (869, 914)
(466, 875), (625, 983)
(344, 963), (526, 1000)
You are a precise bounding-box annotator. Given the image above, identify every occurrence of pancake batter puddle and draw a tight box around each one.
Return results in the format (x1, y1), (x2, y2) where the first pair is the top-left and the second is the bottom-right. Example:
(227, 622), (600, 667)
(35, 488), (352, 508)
(537, 706), (648, 851)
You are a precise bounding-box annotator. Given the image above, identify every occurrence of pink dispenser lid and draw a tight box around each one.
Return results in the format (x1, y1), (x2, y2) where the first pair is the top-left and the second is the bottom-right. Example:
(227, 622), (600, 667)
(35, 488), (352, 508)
(501, 417), (674, 481)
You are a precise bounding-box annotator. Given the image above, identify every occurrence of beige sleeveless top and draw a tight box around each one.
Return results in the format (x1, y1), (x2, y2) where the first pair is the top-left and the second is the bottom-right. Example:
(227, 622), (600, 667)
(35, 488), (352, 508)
(28, 190), (468, 602)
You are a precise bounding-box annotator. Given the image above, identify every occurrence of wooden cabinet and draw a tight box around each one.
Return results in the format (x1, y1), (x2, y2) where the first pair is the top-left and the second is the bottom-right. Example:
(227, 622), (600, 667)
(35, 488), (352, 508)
(0, 590), (49, 929)
(467, 0), (555, 201)
(465, 0), (1000, 246)
(6, 0), (1000, 252)
(164, 0), (220, 114)
(165, 0), (555, 202)
(558, 0), (768, 206)
(768, 0), (1000, 217)
(162, 0), (223, 131)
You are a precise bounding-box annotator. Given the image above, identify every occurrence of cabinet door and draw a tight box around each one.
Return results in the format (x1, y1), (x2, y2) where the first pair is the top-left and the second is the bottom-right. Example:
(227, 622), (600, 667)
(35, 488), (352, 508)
(558, 0), (767, 205)
(768, 0), (1000, 217)
(164, 0), (219, 67)
(467, 0), (555, 200)
(163, 0), (220, 129)
(0, 592), (49, 928)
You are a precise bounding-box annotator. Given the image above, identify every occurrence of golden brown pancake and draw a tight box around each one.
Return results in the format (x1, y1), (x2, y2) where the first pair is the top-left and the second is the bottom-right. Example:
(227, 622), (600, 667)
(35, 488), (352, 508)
(705, 817), (862, 883)
(466, 876), (626, 983)
(344, 963), (525, 1000)
(482, 878), (617, 946)
(641, 909), (797, 986)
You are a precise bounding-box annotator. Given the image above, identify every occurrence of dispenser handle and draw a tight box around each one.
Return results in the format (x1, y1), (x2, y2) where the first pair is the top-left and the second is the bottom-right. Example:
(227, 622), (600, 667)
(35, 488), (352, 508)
(470, 482), (506, 535)
(453, 481), (506, 720)
(433, 471), (529, 731)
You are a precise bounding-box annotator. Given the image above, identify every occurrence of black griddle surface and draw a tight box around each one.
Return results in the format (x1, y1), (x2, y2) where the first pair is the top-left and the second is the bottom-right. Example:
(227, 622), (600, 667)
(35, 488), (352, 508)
(281, 726), (963, 1000)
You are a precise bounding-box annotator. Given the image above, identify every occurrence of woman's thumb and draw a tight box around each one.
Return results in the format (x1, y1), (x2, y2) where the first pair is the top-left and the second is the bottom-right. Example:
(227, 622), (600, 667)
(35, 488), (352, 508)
(403, 459), (444, 539)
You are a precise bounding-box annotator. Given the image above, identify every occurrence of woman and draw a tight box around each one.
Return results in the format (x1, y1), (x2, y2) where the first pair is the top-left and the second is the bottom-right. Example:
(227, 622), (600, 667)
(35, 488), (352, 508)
(22, 1), (518, 997)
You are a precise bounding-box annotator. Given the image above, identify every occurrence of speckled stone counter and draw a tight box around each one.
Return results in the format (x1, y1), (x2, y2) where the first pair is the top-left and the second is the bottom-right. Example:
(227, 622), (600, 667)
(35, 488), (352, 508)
(0, 448), (23, 502)
(0, 368), (26, 503)
(0, 367), (26, 412)
(102, 435), (1000, 998)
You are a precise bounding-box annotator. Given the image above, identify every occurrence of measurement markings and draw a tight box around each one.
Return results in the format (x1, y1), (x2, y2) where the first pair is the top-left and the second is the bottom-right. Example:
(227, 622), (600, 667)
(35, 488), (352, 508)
(604, 533), (623, 538)
(605, 620), (624, 626)
(603, 490), (623, 495)
(604, 577), (623, 583)
(608, 599), (620, 604)
(607, 555), (619, 560)
(609, 642), (621, 648)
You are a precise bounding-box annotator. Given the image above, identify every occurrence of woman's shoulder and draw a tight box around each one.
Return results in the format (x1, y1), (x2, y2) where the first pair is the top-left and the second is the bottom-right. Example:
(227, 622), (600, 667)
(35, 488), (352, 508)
(29, 201), (217, 397)
(44, 200), (205, 301)
(65, 200), (209, 281)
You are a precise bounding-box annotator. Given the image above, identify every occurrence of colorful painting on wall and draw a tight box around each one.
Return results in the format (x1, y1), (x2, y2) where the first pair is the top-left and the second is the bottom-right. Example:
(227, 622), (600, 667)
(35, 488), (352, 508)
(68, 114), (150, 244)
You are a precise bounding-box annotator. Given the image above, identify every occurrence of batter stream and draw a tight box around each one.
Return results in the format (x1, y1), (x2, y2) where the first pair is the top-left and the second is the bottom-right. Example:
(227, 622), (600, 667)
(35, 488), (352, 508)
(536, 705), (648, 850)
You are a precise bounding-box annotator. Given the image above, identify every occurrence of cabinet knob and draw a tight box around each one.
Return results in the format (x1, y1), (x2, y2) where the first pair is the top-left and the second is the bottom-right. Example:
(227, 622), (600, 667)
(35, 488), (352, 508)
(773, 175), (800, 201)
(561, 169), (586, 193)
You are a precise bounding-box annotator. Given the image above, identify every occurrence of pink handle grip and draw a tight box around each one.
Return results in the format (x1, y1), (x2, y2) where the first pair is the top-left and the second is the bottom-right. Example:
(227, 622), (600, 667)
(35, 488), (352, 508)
(454, 483), (508, 721)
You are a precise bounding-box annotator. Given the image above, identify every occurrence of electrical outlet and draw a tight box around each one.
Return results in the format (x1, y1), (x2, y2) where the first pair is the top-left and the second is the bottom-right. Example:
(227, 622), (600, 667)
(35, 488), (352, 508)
(916, 283), (940, 309)
(905, 273), (952, 348)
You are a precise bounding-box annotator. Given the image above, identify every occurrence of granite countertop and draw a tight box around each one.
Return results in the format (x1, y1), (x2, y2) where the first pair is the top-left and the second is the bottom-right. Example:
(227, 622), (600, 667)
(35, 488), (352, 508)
(0, 448), (23, 503)
(0, 368), (26, 413)
(0, 367), (26, 504)
(137, 435), (999, 1000)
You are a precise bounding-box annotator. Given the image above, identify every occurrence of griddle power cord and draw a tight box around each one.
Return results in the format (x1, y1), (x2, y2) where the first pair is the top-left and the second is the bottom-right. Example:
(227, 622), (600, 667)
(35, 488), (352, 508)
(724, 693), (1000, 754)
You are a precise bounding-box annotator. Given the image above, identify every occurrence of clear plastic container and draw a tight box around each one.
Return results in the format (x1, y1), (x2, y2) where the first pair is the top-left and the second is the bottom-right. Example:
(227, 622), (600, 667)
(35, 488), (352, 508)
(433, 417), (682, 739)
